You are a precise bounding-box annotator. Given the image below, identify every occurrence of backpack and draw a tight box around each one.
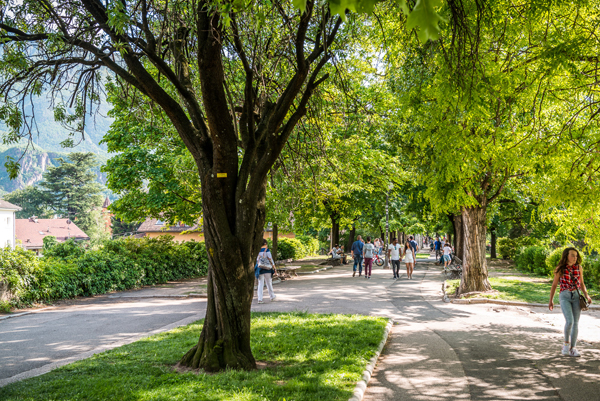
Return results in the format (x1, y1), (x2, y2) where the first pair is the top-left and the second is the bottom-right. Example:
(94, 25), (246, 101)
(258, 249), (272, 269)
(364, 244), (374, 258)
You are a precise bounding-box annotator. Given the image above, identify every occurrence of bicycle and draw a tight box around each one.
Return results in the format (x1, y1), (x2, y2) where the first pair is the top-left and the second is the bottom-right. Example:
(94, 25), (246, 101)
(373, 253), (385, 267)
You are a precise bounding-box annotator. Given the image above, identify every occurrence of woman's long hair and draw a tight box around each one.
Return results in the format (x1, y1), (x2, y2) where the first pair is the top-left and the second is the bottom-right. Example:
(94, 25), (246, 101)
(555, 247), (582, 276)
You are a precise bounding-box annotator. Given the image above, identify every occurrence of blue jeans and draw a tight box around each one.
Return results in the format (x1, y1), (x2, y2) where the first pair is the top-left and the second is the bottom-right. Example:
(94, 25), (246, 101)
(353, 255), (363, 274)
(560, 290), (581, 347)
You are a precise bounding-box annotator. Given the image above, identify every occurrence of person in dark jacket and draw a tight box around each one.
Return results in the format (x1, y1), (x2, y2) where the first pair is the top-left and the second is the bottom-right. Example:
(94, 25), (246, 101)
(351, 235), (364, 277)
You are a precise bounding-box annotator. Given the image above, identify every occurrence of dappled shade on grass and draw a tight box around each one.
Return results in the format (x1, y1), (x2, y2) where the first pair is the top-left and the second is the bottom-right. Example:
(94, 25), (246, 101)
(447, 277), (599, 304)
(0, 312), (387, 401)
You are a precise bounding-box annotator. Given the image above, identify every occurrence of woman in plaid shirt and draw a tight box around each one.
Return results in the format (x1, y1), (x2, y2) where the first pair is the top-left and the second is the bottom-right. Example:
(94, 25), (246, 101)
(549, 248), (593, 357)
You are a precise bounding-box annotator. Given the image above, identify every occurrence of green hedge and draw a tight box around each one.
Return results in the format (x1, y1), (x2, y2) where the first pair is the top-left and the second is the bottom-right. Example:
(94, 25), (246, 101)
(295, 235), (319, 256)
(515, 246), (551, 276)
(2, 236), (208, 307)
(497, 237), (541, 260)
(277, 238), (307, 260)
(512, 245), (600, 290)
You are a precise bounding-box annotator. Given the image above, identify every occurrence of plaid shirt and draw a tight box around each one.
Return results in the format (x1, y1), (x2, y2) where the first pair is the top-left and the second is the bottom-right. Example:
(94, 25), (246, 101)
(559, 265), (581, 292)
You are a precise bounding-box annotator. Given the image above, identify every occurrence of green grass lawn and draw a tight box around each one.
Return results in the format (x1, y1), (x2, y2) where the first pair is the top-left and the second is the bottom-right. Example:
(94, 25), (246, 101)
(445, 277), (600, 304)
(0, 313), (388, 401)
(296, 264), (328, 272)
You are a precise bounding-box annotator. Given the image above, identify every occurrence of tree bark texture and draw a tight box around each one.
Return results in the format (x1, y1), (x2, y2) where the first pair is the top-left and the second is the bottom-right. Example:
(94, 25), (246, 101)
(454, 213), (465, 261)
(330, 214), (340, 248)
(490, 227), (497, 259)
(346, 223), (356, 252)
(272, 223), (278, 261)
(459, 203), (492, 293)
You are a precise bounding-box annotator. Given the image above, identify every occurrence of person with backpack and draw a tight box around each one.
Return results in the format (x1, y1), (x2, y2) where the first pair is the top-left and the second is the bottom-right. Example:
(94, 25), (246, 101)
(363, 237), (376, 279)
(409, 236), (419, 265)
(254, 239), (277, 304)
(387, 237), (402, 280)
(549, 247), (593, 357)
(351, 235), (365, 277)
(404, 238), (415, 279)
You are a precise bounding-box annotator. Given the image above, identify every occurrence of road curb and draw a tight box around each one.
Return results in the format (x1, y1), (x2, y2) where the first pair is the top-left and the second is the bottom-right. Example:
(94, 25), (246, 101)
(0, 311), (32, 321)
(349, 318), (394, 401)
(107, 294), (207, 299)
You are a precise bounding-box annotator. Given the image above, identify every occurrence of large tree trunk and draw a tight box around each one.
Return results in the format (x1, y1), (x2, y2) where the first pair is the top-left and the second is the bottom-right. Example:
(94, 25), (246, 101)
(459, 202), (492, 293)
(180, 176), (266, 371)
(346, 223), (356, 253)
(490, 226), (497, 259)
(272, 223), (278, 261)
(330, 214), (340, 248)
(454, 213), (465, 261)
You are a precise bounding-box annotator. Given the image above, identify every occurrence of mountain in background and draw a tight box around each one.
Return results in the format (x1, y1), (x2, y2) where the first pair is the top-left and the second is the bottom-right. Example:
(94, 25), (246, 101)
(0, 93), (112, 195)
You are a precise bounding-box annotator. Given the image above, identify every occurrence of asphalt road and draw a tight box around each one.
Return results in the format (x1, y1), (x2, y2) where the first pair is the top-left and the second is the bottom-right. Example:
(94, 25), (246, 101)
(0, 297), (206, 386)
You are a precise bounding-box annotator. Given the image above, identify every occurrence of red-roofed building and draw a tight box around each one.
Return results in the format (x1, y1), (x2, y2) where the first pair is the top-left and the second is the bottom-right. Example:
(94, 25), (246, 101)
(16, 217), (89, 254)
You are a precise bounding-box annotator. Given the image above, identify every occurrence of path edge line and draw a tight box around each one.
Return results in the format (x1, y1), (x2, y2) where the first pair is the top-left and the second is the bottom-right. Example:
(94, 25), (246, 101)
(349, 318), (394, 401)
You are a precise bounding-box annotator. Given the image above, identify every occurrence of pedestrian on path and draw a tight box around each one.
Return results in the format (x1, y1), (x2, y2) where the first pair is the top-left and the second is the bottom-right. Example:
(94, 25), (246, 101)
(363, 237), (375, 279)
(442, 242), (453, 269)
(351, 235), (365, 277)
(255, 239), (277, 304)
(434, 237), (442, 259)
(549, 247), (593, 357)
(409, 236), (419, 265)
(387, 237), (402, 279)
(404, 238), (415, 279)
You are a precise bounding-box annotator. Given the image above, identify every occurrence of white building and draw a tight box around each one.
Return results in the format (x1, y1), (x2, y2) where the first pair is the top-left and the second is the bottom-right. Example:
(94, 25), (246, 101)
(0, 199), (21, 249)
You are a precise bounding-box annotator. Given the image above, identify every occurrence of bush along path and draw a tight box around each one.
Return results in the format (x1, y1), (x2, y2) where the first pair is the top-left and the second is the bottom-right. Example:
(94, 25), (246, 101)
(0, 236), (208, 311)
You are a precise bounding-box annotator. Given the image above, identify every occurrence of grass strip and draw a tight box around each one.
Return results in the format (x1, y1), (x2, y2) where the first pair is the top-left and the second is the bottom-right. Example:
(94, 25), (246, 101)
(445, 277), (600, 304)
(0, 312), (387, 401)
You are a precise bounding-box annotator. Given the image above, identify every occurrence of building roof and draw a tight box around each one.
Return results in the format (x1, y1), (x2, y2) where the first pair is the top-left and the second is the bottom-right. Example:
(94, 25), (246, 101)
(102, 196), (111, 209)
(137, 218), (200, 233)
(0, 199), (22, 211)
(15, 218), (89, 248)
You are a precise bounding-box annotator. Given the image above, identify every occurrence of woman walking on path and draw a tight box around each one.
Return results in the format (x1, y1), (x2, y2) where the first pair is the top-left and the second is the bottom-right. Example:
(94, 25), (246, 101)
(404, 238), (415, 279)
(549, 248), (592, 357)
(255, 239), (277, 304)
(363, 237), (376, 279)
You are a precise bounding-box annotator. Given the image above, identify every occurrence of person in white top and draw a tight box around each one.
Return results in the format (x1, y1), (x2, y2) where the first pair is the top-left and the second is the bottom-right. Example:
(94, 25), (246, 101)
(404, 239), (415, 279)
(329, 245), (342, 259)
(363, 237), (376, 279)
(443, 243), (453, 269)
(387, 238), (403, 280)
(255, 239), (276, 304)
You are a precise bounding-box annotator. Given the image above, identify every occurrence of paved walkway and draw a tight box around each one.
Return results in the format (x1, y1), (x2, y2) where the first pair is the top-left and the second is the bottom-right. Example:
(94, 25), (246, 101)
(2, 257), (600, 399)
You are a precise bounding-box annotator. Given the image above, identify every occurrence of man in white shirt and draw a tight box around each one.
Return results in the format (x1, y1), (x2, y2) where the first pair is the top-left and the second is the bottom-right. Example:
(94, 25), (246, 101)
(387, 237), (402, 280)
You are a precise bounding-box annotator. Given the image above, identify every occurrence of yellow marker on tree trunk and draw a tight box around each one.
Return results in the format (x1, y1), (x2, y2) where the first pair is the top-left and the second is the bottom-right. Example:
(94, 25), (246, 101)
(217, 173), (227, 178)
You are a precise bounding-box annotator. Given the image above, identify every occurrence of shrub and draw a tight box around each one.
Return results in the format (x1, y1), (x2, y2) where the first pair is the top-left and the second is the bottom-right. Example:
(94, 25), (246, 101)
(3, 236), (209, 308)
(0, 247), (41, 304)
(277, 238), (307, 260)
(515, 246), (550, 275)
(295, 235), (319, 256)
(545, 248), (563, 275)
(498, 237), (541, 260)
(43, 237), (85, 260)
(582, 257), (600, 291)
